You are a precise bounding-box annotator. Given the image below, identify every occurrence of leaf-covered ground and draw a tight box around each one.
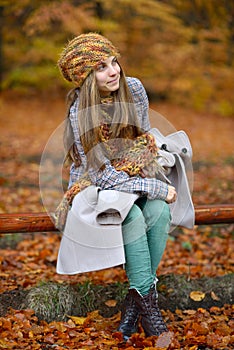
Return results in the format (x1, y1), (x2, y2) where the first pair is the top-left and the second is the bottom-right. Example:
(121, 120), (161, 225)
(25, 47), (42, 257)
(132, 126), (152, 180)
(0, 93), (233, 349)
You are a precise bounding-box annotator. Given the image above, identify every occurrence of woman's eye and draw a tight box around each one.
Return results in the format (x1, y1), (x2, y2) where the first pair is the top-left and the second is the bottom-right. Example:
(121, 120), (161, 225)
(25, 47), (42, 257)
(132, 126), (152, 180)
(96, 64), (105, 71)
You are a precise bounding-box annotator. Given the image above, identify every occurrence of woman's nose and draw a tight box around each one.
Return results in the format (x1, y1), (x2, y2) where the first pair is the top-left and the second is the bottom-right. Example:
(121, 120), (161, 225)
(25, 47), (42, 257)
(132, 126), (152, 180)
(108, 65), (117, 75)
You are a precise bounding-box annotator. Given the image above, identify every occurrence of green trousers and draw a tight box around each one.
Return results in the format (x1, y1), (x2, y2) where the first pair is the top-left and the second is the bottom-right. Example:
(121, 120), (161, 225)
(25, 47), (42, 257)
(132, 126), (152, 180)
(122, 198), (171, 296)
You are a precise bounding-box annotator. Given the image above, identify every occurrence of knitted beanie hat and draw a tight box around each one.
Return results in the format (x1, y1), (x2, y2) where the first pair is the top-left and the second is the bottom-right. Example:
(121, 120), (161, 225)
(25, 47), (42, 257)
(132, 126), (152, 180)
(58, 33), (120, 87)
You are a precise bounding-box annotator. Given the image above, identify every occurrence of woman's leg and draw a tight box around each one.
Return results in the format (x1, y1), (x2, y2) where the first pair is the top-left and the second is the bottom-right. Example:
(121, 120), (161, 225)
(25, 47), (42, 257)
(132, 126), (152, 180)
(127, 198), (170, 337)
(119, 199), (170, 339)
(122, 203), (155, 295)
(118, 203), (154, 339)
(136, 198), (171, 274)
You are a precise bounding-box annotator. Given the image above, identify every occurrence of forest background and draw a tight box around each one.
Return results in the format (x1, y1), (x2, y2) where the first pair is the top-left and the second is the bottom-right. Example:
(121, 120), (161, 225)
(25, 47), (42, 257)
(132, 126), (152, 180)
(0, 1), (233, 349)
(1, 0), (234, 116)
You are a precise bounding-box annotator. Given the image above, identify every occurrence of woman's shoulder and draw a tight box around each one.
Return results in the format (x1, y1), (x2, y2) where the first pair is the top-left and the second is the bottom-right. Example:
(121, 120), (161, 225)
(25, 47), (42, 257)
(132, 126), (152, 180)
(126, 77), (145, 91)
(126, 77), (148, 103)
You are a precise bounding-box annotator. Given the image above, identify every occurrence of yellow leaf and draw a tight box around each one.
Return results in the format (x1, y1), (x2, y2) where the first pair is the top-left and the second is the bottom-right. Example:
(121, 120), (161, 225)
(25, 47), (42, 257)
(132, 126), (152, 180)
(190, 290), (206, 301)
(67, 315), (86, 325)
(0, 338), (17, 348)
(29, 330), (34, 339)
(105, 299), (117, 307)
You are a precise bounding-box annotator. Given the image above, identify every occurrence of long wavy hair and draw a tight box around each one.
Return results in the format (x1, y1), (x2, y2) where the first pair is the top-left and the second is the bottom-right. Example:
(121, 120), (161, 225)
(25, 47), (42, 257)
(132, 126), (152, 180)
(63, 62), (143, 169)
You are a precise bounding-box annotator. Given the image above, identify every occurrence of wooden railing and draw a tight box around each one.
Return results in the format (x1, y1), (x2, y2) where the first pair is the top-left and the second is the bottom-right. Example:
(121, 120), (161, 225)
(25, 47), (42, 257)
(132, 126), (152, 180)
(0, 204), (233, 234)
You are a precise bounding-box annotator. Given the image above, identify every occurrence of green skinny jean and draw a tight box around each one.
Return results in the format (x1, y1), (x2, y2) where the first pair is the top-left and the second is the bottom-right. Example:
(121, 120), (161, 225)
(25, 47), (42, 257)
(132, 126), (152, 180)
(122, 197), (171, 296)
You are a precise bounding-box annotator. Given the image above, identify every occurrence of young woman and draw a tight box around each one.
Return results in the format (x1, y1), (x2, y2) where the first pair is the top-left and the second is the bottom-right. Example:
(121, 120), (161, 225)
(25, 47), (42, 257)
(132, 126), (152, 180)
(56, 32), (179, 340)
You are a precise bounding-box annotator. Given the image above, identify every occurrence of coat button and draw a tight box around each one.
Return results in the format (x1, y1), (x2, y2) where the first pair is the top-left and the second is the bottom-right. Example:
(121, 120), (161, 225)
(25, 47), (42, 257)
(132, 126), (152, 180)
(161, 144), (167, 151)
(182, 147), (187, 153)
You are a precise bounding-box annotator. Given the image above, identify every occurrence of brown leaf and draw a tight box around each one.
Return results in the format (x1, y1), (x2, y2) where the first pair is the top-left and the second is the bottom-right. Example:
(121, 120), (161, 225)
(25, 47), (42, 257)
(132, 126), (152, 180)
(211, 291), (220, 301)
(155, 331), (174, 348)
(44, 334), (55, 344)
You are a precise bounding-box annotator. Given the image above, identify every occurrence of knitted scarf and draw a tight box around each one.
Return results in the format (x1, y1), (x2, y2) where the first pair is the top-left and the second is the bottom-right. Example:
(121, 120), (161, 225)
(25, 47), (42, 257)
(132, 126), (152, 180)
(54, 105), (163, 231)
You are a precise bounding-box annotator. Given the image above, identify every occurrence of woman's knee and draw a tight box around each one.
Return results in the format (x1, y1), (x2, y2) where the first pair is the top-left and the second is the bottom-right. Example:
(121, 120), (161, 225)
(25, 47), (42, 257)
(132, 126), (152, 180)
(142, 199), (171, 228)
(123, 203), (144, 225)
(157, 200), (171, 221)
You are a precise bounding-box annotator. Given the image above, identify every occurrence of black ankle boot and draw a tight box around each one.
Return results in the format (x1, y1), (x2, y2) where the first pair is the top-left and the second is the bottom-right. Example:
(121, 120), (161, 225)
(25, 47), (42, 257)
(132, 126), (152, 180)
(130, 284), (168, 337)
(117, 290), (140, 340)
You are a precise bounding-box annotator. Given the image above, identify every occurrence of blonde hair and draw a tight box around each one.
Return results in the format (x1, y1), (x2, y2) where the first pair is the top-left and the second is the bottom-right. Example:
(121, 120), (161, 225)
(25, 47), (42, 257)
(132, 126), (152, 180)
(64, 64), (143, 168)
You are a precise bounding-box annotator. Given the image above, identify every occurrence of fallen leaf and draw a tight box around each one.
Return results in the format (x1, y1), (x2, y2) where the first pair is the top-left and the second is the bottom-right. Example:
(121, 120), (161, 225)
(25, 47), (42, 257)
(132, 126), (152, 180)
(183, 310), (196, 315)
(190, 291), (206, 301)
(67, 315), (86, 325)
(0, 338), (18, 348)
(211, 291), (220, 301)
(156, 331), (174, 348)
(44, 334), (55, 344)
(105, 299), (117, 307)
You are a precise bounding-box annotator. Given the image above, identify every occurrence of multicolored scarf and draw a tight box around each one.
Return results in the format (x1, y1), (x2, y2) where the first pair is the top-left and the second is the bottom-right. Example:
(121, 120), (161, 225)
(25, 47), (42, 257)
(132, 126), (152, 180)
(54, 103), (163, 231)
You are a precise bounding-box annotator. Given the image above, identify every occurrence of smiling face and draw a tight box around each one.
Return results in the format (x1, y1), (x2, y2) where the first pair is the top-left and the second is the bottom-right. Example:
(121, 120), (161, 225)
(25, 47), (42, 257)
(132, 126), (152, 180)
(95, 56), (121, 97)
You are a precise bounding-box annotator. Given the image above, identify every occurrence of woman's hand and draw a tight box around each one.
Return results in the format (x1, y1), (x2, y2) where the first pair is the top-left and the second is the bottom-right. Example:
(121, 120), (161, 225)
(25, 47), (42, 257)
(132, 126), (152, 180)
(166, 185), (177, 204)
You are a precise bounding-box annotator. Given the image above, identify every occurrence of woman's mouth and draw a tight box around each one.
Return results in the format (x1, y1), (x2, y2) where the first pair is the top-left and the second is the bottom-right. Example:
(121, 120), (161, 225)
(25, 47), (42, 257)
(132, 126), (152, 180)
(108, 77), (119, 85)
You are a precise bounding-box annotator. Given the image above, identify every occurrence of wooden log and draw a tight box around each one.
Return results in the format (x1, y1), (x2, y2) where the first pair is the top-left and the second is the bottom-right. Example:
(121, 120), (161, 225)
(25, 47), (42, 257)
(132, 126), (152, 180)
(0, 212), (56, 234)
(0, 204), (233, 234)
(194, 204), (234, 225)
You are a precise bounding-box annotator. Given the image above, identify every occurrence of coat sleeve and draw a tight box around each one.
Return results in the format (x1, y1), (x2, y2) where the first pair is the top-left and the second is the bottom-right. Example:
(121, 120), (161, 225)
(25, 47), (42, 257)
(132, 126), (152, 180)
(88, 163), (168, 201)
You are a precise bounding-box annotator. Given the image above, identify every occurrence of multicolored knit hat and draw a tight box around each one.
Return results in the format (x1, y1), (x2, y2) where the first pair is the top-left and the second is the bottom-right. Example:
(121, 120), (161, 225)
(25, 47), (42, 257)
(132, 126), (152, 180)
(58, 33), (120, 87)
